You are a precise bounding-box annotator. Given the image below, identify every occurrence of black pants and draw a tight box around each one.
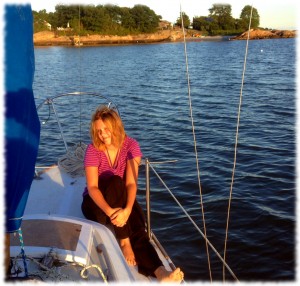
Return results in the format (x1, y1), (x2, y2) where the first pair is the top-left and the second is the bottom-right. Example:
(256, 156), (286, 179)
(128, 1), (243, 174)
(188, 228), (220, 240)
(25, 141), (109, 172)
(81, 175), (163, 277)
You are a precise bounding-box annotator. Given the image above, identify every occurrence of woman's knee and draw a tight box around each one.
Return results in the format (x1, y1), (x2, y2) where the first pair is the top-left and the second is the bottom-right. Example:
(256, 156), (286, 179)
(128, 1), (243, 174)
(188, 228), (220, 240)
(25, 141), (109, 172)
(81, 195), (107, 224)
(101, 175), (127, 207)
(98, 175), (124, 192)
(109, 175), (125, 191)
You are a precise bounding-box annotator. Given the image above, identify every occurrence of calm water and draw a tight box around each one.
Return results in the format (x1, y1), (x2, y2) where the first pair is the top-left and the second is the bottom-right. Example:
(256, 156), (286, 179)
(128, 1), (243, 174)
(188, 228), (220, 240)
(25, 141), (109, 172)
(33, 38), (296, 282)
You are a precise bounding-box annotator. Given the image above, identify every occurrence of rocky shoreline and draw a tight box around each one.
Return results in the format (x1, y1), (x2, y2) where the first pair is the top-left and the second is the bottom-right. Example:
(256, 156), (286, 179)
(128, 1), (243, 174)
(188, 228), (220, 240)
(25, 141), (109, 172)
(33, 29), (296, 46)
(33, 30), (181, 46)
(231, 28), (296, 40)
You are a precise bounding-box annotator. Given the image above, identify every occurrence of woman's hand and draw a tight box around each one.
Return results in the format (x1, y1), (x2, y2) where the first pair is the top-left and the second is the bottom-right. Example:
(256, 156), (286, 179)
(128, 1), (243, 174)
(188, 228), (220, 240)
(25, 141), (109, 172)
(110, 208), (130, 227)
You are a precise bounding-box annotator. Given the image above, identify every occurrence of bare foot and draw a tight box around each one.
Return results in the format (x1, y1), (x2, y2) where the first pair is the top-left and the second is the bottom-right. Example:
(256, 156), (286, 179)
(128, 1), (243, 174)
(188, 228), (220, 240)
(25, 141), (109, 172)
(154, 266), (184, 283)
(119, 238), (136, 266)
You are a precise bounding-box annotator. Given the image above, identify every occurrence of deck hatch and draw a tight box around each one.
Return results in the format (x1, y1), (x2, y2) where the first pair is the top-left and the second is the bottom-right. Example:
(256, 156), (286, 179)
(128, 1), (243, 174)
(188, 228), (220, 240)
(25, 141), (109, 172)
(10, 219), (82, 251)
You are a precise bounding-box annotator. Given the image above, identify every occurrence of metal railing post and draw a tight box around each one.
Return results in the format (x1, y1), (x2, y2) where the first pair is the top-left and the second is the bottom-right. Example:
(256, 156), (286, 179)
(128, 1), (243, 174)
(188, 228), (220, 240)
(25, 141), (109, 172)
(50, 99), (68, 152)
(145, 158), (151, 239)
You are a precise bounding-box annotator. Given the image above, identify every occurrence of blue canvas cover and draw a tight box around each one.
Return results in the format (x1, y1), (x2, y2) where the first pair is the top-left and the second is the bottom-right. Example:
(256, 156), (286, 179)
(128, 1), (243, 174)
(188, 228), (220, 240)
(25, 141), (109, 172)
(5, 5), (40, 232)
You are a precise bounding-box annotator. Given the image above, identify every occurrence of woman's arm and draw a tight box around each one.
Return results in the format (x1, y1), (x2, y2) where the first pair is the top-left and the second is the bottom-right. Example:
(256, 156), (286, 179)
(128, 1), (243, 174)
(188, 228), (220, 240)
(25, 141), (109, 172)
(85, 166), (116, 217)
(110, 156), (141, 226)
(125, 156), (141, 212)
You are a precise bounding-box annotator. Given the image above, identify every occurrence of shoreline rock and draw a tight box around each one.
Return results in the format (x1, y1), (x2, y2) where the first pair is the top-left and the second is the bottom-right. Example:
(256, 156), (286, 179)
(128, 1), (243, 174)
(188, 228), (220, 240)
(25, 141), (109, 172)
(33, 30), (183, 46)
(231, 28), (296, 40)
(33, 28), (296, 46)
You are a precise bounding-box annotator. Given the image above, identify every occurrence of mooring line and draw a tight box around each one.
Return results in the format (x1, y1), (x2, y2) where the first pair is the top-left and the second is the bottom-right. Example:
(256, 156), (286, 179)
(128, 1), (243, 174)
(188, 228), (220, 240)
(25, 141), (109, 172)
(223, 4), (254, 282)
(180, 5), (212, 282)
(149, 163), (239, 281)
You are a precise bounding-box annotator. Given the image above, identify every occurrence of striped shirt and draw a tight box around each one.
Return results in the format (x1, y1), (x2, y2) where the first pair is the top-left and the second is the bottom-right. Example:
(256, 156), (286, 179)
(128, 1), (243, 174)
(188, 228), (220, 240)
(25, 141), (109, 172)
(83, 136), (142, 196)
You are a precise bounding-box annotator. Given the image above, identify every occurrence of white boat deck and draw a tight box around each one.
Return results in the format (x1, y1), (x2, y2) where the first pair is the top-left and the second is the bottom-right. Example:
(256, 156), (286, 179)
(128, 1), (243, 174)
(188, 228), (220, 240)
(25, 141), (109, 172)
(10, 166), (171, 282)
(25, 166), (86, 218)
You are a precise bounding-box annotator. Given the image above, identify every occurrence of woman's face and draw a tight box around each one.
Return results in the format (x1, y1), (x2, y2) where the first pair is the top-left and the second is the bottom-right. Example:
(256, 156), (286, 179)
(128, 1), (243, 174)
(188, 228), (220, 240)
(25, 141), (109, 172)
(95, 119), (112, 146)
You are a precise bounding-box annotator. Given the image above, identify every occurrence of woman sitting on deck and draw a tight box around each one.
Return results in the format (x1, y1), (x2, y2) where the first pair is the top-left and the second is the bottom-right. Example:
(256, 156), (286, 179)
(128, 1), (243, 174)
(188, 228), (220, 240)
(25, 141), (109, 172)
(81, 105), (184, 282)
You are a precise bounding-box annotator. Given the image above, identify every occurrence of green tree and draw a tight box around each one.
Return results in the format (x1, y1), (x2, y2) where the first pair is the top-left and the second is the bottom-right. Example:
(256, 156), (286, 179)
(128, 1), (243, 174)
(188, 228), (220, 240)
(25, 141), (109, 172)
(130, 5), (160, 33)
(33, 4), (162, 35)
(120, 7), (136, 32)
(55, 4), (80, 28)
(193, 16), (212, 31)
(32, 9), (49, 22)
(104, 4), (123, 25)
(240, 5), (260, 29)
(176, 12), (190, 28)
(33, 9), (51, 32)
(48, 12), (59, 30)
(208, 4), (234, 30)
(81, 5), (110, 32)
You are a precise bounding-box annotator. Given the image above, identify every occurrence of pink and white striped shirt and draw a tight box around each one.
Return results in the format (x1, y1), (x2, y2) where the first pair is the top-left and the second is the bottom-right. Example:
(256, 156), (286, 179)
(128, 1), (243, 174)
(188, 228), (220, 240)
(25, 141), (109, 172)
(83, 136), (142, 196)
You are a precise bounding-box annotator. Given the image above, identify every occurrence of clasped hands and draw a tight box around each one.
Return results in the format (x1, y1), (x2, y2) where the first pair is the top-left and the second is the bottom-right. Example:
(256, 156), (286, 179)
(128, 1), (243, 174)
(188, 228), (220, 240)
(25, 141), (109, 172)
(109, 208), (130, 227)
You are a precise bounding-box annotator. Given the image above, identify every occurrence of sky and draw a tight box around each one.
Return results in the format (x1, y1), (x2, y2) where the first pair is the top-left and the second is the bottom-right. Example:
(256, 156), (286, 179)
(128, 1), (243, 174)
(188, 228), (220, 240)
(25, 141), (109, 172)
(2, 0), (299, 30)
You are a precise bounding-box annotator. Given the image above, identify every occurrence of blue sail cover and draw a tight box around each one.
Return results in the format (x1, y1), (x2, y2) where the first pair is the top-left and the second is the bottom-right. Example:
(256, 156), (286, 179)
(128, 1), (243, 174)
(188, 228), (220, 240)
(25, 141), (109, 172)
(5, 5), (40, 232)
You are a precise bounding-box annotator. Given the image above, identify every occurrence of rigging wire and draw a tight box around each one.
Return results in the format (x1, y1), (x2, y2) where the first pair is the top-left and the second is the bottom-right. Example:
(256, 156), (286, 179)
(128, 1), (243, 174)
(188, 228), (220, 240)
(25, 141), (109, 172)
(180, 6), (212, 282)
(223, 5), (254, 282)
(149, 162), (239, 281)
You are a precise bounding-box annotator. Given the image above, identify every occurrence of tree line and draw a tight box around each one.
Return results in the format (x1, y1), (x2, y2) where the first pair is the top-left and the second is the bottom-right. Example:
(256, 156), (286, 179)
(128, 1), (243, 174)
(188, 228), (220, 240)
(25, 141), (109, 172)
(33, 4), (161, 36)
(189, 4), (260, 35)
(33, 4), (260, 36)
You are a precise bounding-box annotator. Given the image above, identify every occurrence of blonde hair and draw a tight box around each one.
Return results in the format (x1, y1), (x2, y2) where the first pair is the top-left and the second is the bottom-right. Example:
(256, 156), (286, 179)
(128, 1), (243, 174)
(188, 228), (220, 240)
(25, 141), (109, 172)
(90, 105), (126, 151)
